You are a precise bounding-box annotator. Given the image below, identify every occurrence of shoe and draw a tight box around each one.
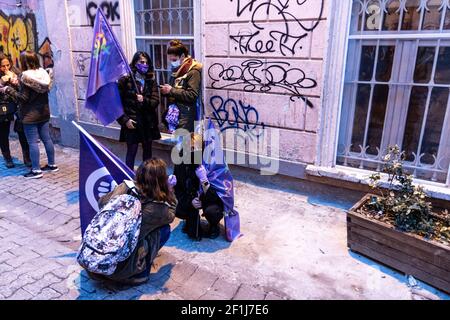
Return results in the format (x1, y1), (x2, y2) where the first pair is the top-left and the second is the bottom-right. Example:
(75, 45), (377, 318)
(206, 224), (220, 239)
(87, 271), (106, 282)
(41, 164), (59, 173)
(5, 159), (14, 169)
(120, 275), (149, 286)
(24, 170), (43, 179)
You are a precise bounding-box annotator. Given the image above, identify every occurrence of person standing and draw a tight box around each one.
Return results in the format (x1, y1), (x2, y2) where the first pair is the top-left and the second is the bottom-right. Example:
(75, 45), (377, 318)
(117, 51), (161, 170)
(160, 40), (203, 133)
(0, 53), (30, 168)
(1, 51), (57, 179)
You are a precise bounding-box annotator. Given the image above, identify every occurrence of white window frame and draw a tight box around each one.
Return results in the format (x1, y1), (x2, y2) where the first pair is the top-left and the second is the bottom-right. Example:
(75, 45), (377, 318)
(310, 0), (450, 195)
(121, 0), (202, 62)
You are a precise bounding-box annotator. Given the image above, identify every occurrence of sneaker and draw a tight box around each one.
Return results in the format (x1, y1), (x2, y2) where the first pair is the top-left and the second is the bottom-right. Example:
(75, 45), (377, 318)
(5, 159), (15, 169)
(41, 165), (59, 173)
(24, 170), (43, 179)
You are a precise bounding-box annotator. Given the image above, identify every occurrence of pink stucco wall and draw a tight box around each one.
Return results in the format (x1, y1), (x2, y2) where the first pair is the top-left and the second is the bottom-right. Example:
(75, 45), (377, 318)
(203, 0), (329, 165)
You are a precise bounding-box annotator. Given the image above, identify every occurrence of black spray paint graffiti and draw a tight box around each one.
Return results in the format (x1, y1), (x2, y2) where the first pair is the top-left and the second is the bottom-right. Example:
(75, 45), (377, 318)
(87, 1), (120, 26)
(208, 59), (317, 107)
(210, 95), (265, 136)
(229, 0), (324, 56)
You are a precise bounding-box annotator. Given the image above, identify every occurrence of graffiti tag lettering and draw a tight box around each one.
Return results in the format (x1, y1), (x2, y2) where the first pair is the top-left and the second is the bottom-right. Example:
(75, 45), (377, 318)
(210, 95), (265, 136)
(87, 1), (120, 26)
(230, 0), (324, 56)
(208, 59), (316, 107)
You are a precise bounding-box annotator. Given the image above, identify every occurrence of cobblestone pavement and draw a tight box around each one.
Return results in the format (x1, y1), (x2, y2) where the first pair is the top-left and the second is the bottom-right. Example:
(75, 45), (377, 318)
(0, 140), (288, 300)
(0, 139), (448, 300)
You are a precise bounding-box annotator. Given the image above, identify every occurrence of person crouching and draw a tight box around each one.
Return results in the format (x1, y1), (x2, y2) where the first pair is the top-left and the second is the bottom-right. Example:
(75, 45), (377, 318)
(173, 133), (224, 240)
(93, 158), (177, 285)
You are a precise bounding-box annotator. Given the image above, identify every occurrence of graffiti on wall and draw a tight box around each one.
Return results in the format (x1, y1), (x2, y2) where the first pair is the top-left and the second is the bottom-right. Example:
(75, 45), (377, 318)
(208, 59), (317, 107)
(87, 1), (120, 26)
(229, 0), (324, 56)
(0, 11), (37, 67)
(38, 37), (54, 68)
(210, 95), (265, 136)
(0, 11), (54, 69)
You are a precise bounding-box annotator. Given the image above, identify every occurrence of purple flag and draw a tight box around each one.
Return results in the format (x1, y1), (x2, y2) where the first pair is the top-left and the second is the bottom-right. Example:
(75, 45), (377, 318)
(203, 119), (242, 242)
(85, 9), (131, 125)
(74, 122), (135, 236)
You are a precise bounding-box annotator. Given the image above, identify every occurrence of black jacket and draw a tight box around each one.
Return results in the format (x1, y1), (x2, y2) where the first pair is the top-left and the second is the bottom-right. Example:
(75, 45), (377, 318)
(0, 87), (17, 122)
(173, 160), (200, 219)
(117, 73), (161, 143)
(0, 71), (19, 122)
(166, 62), (203, 132)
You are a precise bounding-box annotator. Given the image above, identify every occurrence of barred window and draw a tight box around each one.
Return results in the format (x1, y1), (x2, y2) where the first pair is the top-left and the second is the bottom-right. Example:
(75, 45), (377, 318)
(134, 0), (195, 130)
(338, 0), (450, 184)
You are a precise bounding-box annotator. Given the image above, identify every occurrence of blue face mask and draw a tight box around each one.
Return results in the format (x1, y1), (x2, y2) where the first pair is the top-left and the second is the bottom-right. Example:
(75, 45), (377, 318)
(171, 60), (181, 69)
(136, 63), (149, 74)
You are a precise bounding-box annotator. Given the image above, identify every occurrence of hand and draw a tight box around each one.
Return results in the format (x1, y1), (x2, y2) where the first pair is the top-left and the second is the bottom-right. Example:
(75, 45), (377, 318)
(195, 165), (209, 184)
(0, 86), (9, 94)
(10, 78), (18, 86)
(160, 84), (172, 95)
(168, 174), (177, 188)
(192, 197), (202, 209)
(136, 94), (144, 103)
(126, 119), (137, 129)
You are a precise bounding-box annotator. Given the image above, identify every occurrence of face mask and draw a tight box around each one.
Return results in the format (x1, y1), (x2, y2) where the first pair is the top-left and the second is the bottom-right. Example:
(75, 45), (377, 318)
(136, 63), (149, 74)
(171, 59), (181, 69)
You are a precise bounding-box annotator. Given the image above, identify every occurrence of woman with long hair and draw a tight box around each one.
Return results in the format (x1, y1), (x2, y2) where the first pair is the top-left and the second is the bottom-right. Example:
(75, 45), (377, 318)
(94, 158), (177, 285)
(0, 52), (30, 168)
(0, 51), (56, 179)
(117, 51), (161, 170)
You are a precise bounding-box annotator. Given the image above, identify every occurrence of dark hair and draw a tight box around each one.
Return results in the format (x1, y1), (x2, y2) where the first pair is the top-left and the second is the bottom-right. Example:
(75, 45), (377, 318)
(0, 53), (19, 76)
(135, 158), (176, 205)
(167, 40), (188, 57)
(20, 51), (41, 71)
(130, 51), (154, 76)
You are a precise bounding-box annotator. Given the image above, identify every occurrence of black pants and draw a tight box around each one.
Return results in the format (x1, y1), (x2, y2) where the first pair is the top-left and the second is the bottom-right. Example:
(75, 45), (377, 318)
(0, 120), (31, 162)
(176, 196), (224, 239)
(176, 196), (202, 239)
(203, 203), (224, 227)
(0, 121), (12, 160)
(126, 140), (153, 170)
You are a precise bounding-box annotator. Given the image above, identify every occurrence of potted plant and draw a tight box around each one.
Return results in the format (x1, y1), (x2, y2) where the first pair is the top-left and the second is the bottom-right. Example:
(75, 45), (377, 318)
(347, 146), (450, 293)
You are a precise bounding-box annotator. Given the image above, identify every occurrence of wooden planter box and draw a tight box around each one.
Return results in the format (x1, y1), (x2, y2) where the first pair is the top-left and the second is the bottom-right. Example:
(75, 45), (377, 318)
(347, 194), (450, 293)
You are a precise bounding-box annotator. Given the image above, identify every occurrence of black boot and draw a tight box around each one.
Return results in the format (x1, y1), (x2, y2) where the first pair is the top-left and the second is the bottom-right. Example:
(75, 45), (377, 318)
(206, 224), (220, 239)
(5, 158), (14, 169)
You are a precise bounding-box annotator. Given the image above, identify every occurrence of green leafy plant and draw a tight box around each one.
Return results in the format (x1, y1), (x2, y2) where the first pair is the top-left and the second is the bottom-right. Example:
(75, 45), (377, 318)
(364, 145), (449, 243)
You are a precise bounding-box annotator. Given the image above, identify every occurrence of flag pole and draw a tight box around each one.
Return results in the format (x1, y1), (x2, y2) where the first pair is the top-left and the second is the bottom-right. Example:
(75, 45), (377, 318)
(72, 121), (134, 180)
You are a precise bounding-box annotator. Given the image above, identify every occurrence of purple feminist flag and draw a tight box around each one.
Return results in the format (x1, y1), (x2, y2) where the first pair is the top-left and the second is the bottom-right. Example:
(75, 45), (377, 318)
(203, 119), (242, 242)
(85, 9), (131, 125)
(73, 122), (135, 236)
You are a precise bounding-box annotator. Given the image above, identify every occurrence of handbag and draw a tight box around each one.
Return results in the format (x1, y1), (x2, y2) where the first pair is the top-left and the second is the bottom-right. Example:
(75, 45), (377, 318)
(0, 102), (17, 117)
